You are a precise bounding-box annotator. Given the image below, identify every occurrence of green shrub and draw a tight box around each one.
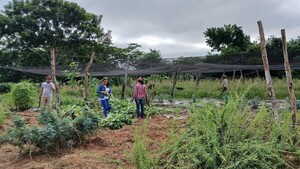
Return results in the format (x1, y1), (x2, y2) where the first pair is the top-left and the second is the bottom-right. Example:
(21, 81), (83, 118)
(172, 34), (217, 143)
(99, 113), (133, 130)
(0, 83), (11, 93)
(159, 92), (298, 168)
(0, 108), (101, 152)
(11, 82), (37, 111)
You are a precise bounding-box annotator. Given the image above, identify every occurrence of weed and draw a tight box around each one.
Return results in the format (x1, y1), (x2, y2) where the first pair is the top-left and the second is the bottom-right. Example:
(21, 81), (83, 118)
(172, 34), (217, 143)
(132, 120), (152, 169)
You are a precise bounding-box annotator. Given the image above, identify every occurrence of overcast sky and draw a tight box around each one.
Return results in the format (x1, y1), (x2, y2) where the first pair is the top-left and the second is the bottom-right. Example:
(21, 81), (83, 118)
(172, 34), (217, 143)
(1, 0), (300, 58)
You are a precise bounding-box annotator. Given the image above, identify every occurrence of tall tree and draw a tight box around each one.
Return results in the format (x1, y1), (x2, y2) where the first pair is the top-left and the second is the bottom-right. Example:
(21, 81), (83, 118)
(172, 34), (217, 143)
(136, 49), (163, 69)
(204, 24), (251, 54)
(0, 0), (111, 67)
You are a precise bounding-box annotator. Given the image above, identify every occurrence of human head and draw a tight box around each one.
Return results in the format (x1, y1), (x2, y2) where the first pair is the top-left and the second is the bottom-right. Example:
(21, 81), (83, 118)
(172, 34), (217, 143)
(137, 77), (143, 84)
(45, 75), (52, 83)
(102, 77), (109, 85)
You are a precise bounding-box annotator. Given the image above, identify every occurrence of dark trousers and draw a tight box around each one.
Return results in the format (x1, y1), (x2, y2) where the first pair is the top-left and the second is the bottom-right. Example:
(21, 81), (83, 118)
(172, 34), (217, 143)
(100, 99), (112, 118)
(135, 98), (145, 118)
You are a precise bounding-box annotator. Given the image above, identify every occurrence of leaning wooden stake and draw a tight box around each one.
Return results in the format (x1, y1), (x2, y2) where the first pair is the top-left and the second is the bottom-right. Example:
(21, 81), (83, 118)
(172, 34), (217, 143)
(50, 48), (61, 116)
(281, 29), (297, 127)
(196, 73), (201, 86)
(84, 52), (95, 98)
(232, 70), (236, 81)
(257, 20), (279, 122)
(170, 67), (182, 98)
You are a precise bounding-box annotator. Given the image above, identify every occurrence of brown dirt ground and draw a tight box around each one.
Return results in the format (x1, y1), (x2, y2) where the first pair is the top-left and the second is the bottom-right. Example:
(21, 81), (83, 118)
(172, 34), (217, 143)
(0, 111), (187, 169)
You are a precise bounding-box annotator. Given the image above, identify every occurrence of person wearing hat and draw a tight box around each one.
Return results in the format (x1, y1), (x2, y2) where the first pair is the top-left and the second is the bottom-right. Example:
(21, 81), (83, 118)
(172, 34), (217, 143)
(220, 74), (228, 93)
(97, 77), (112, 118)
(39, 75), (56, 109)
(132, 76), (148, 119)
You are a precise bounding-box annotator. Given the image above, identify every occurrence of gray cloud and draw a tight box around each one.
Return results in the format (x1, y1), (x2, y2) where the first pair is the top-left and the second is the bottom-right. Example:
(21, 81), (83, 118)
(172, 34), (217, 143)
(1, 0), (300, 57)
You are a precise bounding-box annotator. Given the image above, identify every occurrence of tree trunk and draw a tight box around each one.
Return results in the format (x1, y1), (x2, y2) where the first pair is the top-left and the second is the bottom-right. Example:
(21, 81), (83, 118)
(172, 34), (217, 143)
(122, 55), (130, 99)
(170, 67), (182, 98)
(84, 52), (95, 98)
(281, 29), (297, 127)
(50, 48), (60, 116)
(257, 20), (279, 122)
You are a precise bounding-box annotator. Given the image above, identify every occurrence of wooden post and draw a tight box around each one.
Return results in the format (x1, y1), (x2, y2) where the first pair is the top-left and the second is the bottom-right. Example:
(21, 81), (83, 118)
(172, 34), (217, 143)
(256, 69), (260, 78)
(170, 67), (182, 98)
(240, 70), (243, 79)
(257, 20), (279, 122)
(50, 48), (60, 116)
(84, 52), (95, 98)
(122, 54), (130, 99)
(232, 70), (236, 81)
(281, 29), (297, 127)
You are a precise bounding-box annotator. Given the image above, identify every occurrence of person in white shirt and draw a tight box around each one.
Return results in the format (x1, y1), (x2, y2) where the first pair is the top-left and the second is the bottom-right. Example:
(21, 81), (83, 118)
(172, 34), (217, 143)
(39, 75), (56, 109)
(221, 75), (228, 93)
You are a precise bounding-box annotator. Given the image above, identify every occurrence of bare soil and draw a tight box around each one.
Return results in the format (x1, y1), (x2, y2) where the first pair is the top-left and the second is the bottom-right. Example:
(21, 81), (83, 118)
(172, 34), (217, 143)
(0, 111), (187, 169)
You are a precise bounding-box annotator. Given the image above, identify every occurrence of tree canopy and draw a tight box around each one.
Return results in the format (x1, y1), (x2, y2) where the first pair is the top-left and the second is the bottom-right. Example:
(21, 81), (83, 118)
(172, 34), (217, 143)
(0, 0), (112, 66)
(204, 24), (251, 54)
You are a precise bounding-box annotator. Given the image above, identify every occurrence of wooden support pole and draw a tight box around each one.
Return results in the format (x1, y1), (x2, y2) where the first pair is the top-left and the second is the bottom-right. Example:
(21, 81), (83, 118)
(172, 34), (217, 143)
(256, 69), (260, 78)
(50, 48), (60, 116)
(122, 54), (130, 99)
(281, 29), (297, 127)
(240, 70), (243, 79)
(170, 67), (182, 98)
(84, 52), (95, 98)
(257, 20), (279, 122)
(232, 70), (236, 81)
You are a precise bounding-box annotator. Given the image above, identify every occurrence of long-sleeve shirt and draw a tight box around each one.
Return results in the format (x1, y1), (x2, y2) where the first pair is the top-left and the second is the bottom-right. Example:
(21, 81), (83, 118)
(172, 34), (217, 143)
(133, 83), (148, 99)
(97, 84), (112, 100)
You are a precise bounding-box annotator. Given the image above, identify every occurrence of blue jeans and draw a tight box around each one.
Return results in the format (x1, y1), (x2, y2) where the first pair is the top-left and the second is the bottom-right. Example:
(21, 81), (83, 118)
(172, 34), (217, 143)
(135, 98), (145, 118)
(100, 99), (111, 118)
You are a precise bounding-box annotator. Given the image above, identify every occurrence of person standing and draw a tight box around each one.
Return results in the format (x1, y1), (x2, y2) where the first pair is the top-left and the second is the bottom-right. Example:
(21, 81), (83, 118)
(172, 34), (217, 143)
(39, 75), (56, 109)
(133, 77), (148, 119)
(220, 75), (228, 93)
(97, 77), (112, 118)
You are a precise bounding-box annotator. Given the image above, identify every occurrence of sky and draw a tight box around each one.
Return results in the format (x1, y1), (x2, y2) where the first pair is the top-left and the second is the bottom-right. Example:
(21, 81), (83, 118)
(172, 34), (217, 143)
(1, 0), (300, 58)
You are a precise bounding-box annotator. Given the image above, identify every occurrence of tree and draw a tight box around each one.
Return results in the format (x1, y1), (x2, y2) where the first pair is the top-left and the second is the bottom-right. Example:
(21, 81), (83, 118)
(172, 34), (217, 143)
(0, 0), (112, 67)
(204, 24), (251, 54)
(136, 49), (164, 69)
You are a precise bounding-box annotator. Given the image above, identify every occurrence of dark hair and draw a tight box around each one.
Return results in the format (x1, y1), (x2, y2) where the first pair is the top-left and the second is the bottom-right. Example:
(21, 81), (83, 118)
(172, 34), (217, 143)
(138, 79), (144, 85)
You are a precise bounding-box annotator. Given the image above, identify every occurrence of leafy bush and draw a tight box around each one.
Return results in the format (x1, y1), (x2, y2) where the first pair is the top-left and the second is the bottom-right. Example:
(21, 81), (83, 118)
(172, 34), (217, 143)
(11, 82), (37, 111)
(0, 83), (11, 93)
(159, 92), (299, 168)
(0, 108), (101, 152)
(99, 113), (133, 130)
(110, 99), (136, 115)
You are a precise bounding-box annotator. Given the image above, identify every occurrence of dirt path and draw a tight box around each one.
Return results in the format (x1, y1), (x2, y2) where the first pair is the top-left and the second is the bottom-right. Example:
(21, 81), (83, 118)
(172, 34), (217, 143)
(0, 114), (186, 169)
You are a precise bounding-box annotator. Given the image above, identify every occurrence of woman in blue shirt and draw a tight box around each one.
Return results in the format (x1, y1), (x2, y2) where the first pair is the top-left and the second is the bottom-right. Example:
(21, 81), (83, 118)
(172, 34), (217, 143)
(97, 77), (112, 117)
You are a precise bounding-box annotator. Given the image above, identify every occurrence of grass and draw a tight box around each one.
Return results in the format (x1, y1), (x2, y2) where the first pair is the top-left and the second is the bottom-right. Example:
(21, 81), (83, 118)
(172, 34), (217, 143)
(109, 78), (300, 100)
(157, 90), (300, 168)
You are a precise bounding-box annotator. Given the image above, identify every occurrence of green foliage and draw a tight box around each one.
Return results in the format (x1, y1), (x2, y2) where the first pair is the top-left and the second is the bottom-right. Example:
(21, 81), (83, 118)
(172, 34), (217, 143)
(99, 113), (132, 130)
(204, 24), (251, 53)
(132, 120), (152, 169)
(0, 108), (101, 152)
(110, 99), (136, 115)
(159, 92), (299, 168)
(63, 62), (81, 86)
(0, 0), (112, 67)
(0, 83), (11, 93)
(10, 81), (37, 111)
